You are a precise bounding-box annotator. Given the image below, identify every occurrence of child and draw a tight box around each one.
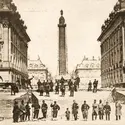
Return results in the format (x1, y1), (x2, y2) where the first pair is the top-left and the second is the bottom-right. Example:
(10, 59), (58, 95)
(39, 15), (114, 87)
(65, 108), (70, 120)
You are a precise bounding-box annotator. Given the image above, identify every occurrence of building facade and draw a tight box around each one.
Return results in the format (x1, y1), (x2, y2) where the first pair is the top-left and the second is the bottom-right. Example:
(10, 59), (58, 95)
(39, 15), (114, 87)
(58, 10), (68, 75)
(98, 0), (125, 87)
(0, 0), (30, 83)
(75, 56), (101, 89)
(28, 58), (49, 87)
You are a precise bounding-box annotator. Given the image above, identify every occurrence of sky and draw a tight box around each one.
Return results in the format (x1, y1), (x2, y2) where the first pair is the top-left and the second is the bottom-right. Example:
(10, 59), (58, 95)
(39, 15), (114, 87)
(13, 0), (118, 76)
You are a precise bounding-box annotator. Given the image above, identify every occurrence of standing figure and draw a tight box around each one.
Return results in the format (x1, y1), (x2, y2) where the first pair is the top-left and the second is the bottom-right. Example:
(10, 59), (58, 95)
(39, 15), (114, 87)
(115, 101), (122, 120)
(75, 76), (80, 88)
(39, 82), (44, 96)
(49, 80), (54, 92)
(37, 79), (41, 92)
(70, 82), (74, 97)
(50, 101), (60, 120)
(60, 83), (65, 96)
(41, 100), (48, 119)
(98, 100), (104, 120)
(88, 80), (92, 91)
(25, 102), (31, 121)
(32, 103), (40, 119)
(13, 101), (20, 123)
(72, 100), (79, 120)
(92, 100), (98, 120)
(74, 80), (78, 92)
(68, 79), (72, 91)
(103, 102), (111, 120)
(20, 100), (26, 122)
(45, 81), (50, 97)
(81, 101), (90, 121)
(93, 79), (97, 93)
(65, 108), (70, 120)
(11, 83), (18, 95)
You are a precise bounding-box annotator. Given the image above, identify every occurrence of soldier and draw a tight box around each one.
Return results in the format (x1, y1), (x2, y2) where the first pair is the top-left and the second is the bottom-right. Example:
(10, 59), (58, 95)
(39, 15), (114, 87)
(98, 100), (104, 120)
(60, 83), (65, 96)
(37, 79), (41, 91)
(72, 100), (79, 120)
(70, 82), (74, 97)
(41, 100), (48, 119)
(68, 79), (72, 91)
(11, 83), (18, 95)
(88, 80), (92, 91)
(50, 101), (60, 120)
(25, 102), (31, 121)
(32, 103), (40, 119)
(115, 101), (122, 120)
(81, 101), (90, 121)
(103, 102), (111, 120)
(74, 80), (78, 92)
(75, 76), (80, 88)
(45, 81), (50, 97)
(49, 80), (54, 92)
(92, 100), (98, 120)
(65, 108), (70, 120)
(20, 100), (26, 122)
(13, 101), (20, 123)
(39, 82), (44, 96)
(93, 79), (97, 93)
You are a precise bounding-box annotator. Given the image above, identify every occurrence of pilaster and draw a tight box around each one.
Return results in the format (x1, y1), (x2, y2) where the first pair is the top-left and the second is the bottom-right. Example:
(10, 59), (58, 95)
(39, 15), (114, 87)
(2, 18), (9, 66)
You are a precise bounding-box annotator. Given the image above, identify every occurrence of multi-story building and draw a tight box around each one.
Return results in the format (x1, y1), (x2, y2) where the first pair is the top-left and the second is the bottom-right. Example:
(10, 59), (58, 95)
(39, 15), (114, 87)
(28, 58), (49, 87)
(97, 0), (125, 87)
(75, 56), (101, 89)
(0, 0), (30, 83)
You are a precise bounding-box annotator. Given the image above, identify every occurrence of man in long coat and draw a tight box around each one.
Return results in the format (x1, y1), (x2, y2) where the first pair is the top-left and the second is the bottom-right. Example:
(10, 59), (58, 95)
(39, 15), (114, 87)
(13, 101), (20, 123)
(72, 100), (79, 120)
(41, 100), (48, 119)
(115, 101), (122, 120)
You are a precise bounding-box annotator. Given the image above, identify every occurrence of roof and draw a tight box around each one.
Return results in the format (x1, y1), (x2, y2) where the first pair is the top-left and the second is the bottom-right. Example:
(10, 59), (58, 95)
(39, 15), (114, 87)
(28, 59), (47, 70)
(76, 56), (101, 70)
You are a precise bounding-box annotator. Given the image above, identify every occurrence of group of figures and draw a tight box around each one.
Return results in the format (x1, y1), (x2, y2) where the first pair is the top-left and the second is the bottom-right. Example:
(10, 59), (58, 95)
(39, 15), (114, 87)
(37, 76), (80, 97)
(88, 79), (98, 93)
(12, 99), (122, 123)
(11, 76), (35, 95)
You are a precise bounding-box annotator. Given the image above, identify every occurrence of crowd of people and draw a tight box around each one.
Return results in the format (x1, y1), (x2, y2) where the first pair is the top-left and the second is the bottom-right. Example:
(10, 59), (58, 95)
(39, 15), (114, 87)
(37, 76), (80, 97)
(12, 99), (122, 123)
